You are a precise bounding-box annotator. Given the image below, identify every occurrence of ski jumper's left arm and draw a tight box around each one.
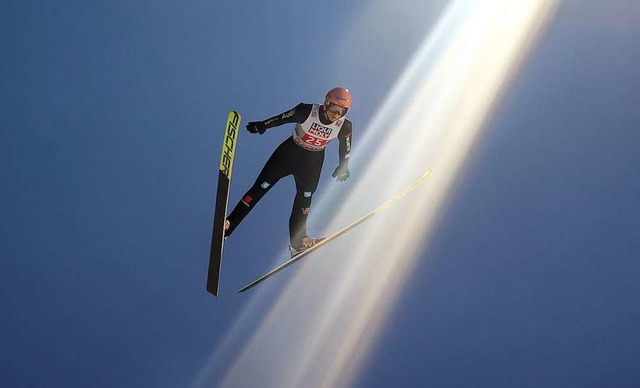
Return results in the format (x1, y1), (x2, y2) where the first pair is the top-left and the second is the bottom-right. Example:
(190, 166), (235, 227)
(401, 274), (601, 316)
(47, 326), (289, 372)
(333, 119), (352, 181)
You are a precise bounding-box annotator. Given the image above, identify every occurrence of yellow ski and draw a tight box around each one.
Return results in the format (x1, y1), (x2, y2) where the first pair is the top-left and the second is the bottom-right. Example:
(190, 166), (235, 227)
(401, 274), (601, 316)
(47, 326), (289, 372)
(207, 111), (241, 296)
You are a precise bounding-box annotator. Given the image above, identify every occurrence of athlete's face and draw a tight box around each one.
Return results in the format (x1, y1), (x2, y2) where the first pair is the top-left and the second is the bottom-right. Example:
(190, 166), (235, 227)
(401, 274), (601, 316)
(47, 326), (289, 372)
(323, 102), (347, 122)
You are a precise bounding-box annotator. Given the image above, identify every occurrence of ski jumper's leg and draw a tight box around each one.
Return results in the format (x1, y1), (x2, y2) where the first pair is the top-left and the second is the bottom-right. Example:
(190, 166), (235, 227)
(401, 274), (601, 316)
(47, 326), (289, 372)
(225, 140), (292, 236)
(289, 149), (325, 248)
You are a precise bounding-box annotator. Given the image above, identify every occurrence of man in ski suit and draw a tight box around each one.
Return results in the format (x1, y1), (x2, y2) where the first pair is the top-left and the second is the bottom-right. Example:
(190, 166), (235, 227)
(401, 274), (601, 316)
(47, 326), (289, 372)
(225, 87), (353, 254)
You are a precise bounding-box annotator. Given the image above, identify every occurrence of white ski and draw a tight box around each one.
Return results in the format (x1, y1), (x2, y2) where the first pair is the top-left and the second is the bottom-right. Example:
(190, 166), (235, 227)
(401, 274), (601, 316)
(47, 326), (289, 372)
(236, 168), (434, 293)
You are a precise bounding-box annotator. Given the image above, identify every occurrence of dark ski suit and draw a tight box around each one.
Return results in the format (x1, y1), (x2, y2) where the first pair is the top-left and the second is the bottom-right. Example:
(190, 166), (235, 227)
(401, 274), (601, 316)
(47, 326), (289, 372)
(225, 102), (352, 249)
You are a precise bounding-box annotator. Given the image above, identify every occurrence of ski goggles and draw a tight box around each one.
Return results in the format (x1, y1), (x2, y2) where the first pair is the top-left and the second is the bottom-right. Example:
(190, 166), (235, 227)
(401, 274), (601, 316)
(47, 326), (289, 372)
(325, 102), (348, 117)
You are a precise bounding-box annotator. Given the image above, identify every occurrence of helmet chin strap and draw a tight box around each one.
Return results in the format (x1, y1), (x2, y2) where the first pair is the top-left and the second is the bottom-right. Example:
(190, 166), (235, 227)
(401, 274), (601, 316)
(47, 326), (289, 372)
(321, 104), (332, 122)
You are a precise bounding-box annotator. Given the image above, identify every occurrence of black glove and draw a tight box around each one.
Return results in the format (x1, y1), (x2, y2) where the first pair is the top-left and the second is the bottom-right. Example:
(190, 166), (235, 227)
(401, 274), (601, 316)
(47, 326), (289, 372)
(246, 121), (266, 135)
(332, 163), (350, 182)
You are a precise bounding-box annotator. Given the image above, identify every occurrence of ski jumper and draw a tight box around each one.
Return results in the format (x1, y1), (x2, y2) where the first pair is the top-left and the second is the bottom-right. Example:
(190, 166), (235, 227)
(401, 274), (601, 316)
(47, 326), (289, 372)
(225, 103), (352, 248)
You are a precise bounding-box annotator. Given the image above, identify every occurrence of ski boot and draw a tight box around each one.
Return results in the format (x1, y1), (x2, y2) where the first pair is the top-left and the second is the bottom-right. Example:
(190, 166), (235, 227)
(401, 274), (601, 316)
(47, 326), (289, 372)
(288, 236), (325, 257)
(223, 220), (231, 239)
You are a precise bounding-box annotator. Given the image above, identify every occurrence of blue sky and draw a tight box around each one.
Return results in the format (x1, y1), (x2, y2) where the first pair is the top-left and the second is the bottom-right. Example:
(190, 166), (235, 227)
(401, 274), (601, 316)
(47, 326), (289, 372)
(2, 1), (640, 387)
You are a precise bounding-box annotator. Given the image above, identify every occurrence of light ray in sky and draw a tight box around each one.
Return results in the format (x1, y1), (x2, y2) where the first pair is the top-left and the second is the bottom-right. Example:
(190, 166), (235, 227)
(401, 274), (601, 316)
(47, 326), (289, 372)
(193, 1), (559, 387)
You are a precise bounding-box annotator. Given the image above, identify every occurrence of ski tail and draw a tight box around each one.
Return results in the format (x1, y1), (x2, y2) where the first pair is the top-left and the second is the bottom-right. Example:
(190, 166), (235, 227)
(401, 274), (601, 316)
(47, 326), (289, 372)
(236, 168), (434, 293)
(207, 111), (241, 296)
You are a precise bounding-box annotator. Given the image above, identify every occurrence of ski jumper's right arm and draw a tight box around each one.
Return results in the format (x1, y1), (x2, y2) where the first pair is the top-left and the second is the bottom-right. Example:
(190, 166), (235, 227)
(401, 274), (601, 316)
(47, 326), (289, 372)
(246, 103), (312, 134)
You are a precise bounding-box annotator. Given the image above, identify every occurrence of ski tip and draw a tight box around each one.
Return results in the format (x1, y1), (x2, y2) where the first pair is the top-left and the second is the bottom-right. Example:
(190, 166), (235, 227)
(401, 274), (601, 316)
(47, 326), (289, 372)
(236, 285), (250, 294)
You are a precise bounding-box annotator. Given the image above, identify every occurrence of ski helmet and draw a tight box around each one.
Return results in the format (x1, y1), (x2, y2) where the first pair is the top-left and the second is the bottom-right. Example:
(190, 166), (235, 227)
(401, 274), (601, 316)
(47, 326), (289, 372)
(324, 87), (352, 114)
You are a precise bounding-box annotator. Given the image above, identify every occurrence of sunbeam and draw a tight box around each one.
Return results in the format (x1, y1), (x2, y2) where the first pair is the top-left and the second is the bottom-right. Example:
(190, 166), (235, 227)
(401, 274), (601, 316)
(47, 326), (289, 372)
(194, 1), (560, 387)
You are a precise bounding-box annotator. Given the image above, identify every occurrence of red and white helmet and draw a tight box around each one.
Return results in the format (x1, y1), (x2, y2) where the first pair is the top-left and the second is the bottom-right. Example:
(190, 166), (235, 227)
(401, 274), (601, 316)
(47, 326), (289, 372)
(324, 87), (352, 116)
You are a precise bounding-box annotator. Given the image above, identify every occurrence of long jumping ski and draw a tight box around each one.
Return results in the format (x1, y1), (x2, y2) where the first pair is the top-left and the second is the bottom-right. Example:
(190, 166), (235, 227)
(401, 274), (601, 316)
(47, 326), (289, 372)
(207, 111), (241, 296)
(236, 168), (434, 293)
